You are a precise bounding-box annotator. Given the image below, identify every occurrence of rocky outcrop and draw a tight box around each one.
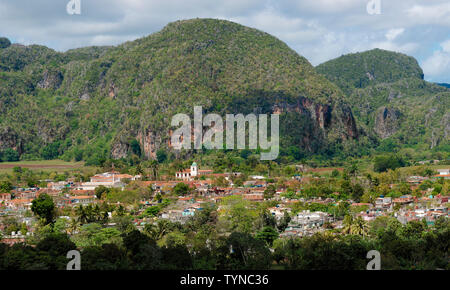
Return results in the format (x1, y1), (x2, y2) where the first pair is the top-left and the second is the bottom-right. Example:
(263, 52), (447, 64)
(37, 69), (63, 89)
(110, 133), (130, 159)
(137, 130), (163, 159)
(374, 107), (401, 139)
(273, 97), (358, 140)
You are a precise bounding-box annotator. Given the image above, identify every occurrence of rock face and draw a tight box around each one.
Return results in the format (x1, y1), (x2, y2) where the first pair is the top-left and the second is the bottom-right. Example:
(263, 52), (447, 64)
(273, 97), (357, 139)
(37, 69), (63, 89)
(444, 113), (450, 140)
(111, 142), (129, 159)
(374, 107), (401, 139)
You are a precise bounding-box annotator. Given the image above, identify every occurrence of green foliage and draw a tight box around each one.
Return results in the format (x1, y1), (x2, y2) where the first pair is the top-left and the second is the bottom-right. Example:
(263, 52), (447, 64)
(0, 18), (359, 164)
(31, 194), (56, 225)
(0, 148), (19, 162)
(0, 37), (11, 49)
(256, 226), (279, 246)
(156, 149), (167, 163)
(373, 154), (406, 172)
(0, 180), (13, 192)
(263, 184), (276, 199)
(95, 185), (110, 199)
(172, 182), (191, 196)
(317, 48), (424, 95)
(317, 49), (449, 152)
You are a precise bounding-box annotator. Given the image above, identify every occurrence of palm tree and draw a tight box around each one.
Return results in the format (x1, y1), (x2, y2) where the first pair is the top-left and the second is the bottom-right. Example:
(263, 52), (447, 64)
(147, 160), (159, 180)
(225, 156), (234, 176)
(350, 216), (369, 237)
(75, 205), (87, 224)
(342, 215), (353, 235)
(68, 218), (80, 235)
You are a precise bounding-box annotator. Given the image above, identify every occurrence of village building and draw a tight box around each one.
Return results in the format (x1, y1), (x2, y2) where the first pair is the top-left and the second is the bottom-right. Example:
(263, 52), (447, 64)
(175, 162), (213, 180)
(75, 171), (130, 190)
(434, 168), (450, 179)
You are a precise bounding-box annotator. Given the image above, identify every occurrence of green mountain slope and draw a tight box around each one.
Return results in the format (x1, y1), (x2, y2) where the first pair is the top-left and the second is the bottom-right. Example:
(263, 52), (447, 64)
(316, 49), (424, 95)
(316, 49), (449, 151)
(0, 18), (359, 164)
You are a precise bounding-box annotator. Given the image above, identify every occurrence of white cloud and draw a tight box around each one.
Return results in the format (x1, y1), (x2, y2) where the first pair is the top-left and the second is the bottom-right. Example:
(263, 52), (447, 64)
(422, 40), (450, 82)
(385, 28), (404, 41)
(441, 40), (450, 53)
(0, 0), (449, 81)
(406, 2), (450, 26)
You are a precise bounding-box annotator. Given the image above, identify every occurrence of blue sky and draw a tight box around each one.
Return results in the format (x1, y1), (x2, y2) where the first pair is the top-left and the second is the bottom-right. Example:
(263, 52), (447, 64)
(0, 0), (449, 82)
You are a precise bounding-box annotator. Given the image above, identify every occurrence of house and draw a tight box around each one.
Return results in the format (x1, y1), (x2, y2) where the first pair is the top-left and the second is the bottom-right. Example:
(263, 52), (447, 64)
(393, 195), (414, 205)
(243, 193), (264, 202)
(290, 211), (329, 228)
(76, 172), (126, 190)
(5, 198), (33, 210)
(375, 197), (392, 209)
(435, 169), (450, 179)
(407, 176), (427, 184)
(70, 189), (95, 196)
(0, 193), (11, 202)
(70, 196), (95, 205)
(268, 206), (291, 220)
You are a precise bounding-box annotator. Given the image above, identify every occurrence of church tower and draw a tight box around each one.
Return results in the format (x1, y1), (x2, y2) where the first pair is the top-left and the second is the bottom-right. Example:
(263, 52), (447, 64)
(190, 162), (198, 177)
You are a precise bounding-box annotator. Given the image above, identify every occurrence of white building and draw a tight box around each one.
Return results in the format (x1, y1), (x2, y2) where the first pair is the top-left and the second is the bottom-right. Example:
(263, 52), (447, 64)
(175, 162), (213, 180)
(437, 169), (450, 176)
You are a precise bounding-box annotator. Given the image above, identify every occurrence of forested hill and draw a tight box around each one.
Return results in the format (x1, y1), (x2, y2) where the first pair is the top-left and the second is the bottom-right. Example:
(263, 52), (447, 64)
(437, 83), (450, 89)
(316, 49), (450, 152)
(0, 19), (360, 165)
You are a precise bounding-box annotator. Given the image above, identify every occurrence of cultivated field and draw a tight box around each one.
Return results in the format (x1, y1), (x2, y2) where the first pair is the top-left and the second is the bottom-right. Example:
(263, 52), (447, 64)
(0, 160), (96, 174)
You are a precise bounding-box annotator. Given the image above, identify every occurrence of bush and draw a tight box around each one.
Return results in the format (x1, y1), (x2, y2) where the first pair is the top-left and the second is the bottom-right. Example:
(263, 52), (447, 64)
(1, 148), (19, 162)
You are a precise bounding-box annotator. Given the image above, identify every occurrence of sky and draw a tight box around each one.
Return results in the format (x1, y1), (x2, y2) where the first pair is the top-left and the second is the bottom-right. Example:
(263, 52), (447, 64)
(0, 0), (449, 83)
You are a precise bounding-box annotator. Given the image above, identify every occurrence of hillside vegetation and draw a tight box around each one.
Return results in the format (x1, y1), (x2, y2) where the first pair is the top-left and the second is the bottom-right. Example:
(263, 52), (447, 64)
(0, 19), (359, 165)
(316, 49), (449, 153)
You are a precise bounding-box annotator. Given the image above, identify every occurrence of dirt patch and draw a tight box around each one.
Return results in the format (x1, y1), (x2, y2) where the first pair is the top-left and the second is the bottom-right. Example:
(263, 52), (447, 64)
(309, 168), (344, 172)
(0, 164), (79, 169)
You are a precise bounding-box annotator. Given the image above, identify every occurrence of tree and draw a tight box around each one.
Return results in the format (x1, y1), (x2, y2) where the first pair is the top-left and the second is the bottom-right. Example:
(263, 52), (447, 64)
(31, 194), (56, 225)
(351, 183), (365, 202)
(144, 206), (161, 217)
(256, 226), (279, 247)
(277, 211), (291, 232)
(95, 185), (109, 199)
(263, 184), (276, 199)
(1, 148), (19, 162)
(0, 37), (11, 49)
(130, 139), (141, 156)
(172, 182), (191, 196)
(221, 232), (272, 270)
(156, 149), (167, 163)
(0, 180), (13, 192)
(331, 169), (340, 178)
(342, 215), (353, 234)
(35, 233), (77, 270)
(147, 160), (159, 180)
(350, 216), (369, 237)
(68, 218), (80, 235)
(40, 142), (61, 160)
(240, 149), (252, 160)
(374, 154), (405, 173)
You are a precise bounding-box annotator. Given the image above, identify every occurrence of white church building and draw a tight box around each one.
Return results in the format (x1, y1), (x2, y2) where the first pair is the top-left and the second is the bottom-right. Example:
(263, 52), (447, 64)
(175, 162), (213, 180)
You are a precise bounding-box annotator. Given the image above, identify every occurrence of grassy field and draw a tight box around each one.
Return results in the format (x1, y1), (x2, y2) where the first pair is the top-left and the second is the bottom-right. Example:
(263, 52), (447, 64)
(0, 160), (97, 174)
